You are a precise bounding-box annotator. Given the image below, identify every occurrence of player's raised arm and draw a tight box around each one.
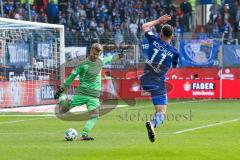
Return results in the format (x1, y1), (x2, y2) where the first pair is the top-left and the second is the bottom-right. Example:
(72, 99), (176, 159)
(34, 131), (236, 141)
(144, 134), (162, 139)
(142, 15), (171, 33)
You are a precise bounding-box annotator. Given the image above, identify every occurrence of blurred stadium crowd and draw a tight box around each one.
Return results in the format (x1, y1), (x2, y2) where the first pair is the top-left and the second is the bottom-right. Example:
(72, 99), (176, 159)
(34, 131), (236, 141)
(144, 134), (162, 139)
(1, 0), (240, 44)
(204, 0), (240, 38)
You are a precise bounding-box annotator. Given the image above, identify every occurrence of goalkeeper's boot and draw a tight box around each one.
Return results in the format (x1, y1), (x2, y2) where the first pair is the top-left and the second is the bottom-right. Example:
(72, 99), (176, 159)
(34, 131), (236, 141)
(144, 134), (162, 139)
(145, 121), (155, 142)
(58, 105), (70, 114)
(58, 94), (72, 114)
(80, 135), (94, 141)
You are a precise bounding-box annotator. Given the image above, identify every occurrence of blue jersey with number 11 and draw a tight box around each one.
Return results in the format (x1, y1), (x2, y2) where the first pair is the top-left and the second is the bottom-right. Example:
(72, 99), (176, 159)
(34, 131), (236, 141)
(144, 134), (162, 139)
(145, 30), (179, 78)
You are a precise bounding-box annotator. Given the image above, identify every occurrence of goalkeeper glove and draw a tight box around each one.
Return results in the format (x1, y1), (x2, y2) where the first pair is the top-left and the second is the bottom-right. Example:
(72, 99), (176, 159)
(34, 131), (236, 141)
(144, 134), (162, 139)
(54, 87), (65, 99)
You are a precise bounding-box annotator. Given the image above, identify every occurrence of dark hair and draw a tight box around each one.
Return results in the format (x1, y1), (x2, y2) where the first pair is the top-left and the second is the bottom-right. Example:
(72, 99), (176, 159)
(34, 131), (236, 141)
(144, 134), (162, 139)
(161, 24), (173, 38)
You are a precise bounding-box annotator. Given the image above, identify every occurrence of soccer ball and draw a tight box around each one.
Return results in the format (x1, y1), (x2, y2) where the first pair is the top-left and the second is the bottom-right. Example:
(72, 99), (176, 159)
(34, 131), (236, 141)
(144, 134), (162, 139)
(64, 128), (78, 141)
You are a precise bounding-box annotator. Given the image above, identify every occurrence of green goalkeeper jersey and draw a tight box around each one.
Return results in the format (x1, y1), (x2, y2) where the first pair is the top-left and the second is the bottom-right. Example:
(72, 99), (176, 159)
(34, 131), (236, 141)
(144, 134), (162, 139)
(63, 56), (116, 98)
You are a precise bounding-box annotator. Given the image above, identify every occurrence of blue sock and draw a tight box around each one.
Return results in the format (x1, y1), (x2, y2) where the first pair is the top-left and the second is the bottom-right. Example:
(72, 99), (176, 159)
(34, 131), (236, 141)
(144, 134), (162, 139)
(151, 112), (165, 128)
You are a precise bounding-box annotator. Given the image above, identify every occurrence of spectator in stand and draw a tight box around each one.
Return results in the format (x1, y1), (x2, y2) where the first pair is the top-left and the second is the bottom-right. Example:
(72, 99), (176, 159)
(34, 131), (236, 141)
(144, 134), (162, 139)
(89, 0), (96, 9)
(114, 25), (123, 46)
(146, 0), (152, 16)
(65, 11), (73, 31)
(80, 0), (87, 5)
(153, 1), (163, 16)
(215, 12), (224, 31)
(88, 17), (97, 31)
(34, 0), (47, 13)
(137, 12), (147, 28)
(93, 2), (100, 23)
(129, 18), (138, 36)
(180, 0), (192, 32)
(85, 2), (93, 19)
(213, 21), (221, 34)
(58, 11), (67, 26)
(75, 4), (86, 21)
(223, 18), (233, 39)
(46, 0), (59, 24)
(151, 8), (158, 20)
(113, 13), (121, 30)
(86, 28), (99, 44)
(96, 22), (105, 36)
(222, 4), (231, 22)
(236, 5), (240, 31)
(30, 5), (38, 22)
(164, 3), (176, 15)
(71, 8), (81, 31)
(66, 1), (73, 14)
(168, 8), (177, 27)
(78, 17), (86, 33)
(228, 0), (238, 28)
(19, 0), (34, 6)
(129, 18), (139, 44)
(4, 0), (14, 17)
(105, 15), (114, 32)
(58, 0), (68, 14)
(13, 8), (24, 20)
(124, 10), (131, 24)
(20, 2), (30, 20)
(13, 2), (27, 20)
(2, 0), (226, 46)
(19, 0), (34, 15)
(143, 10), (151, 22)
(176, 6), (183, 26)
(106, 2), (113, 18)
(209, 0), (221, 23)
(99, 1), (108, 21)
(121, 19), (131, 43)
(36, 8), (47, 23)
(119, 1), (125, 22)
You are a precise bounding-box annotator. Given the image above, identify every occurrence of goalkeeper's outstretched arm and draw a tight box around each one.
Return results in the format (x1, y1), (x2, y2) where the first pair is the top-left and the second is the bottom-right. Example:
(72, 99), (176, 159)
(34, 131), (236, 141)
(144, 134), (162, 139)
(111, 52), (125, 62)
(102, 51), (125, 65)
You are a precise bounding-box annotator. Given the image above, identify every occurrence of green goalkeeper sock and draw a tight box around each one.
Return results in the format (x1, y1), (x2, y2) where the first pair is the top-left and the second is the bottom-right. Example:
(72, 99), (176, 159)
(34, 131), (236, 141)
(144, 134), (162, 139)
(81, 117), (98, 136)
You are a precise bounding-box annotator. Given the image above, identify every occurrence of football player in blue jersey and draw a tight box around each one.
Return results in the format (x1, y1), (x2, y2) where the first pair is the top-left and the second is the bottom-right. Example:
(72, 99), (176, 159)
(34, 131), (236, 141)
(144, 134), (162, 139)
(140, 15), (179, 142)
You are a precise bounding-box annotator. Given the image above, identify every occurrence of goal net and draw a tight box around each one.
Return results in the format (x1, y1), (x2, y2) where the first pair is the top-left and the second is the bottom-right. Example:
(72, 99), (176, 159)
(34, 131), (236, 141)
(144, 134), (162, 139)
(0, 18), (65, 108)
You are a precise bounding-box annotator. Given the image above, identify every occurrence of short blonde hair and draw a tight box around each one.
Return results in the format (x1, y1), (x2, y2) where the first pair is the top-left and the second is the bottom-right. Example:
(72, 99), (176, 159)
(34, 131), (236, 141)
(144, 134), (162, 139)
(91, 43), (103, 52)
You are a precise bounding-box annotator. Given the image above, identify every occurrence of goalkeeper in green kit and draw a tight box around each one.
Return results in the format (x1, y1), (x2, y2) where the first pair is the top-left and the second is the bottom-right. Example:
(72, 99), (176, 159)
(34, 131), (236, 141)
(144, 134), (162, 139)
(56, 43), (124, 141)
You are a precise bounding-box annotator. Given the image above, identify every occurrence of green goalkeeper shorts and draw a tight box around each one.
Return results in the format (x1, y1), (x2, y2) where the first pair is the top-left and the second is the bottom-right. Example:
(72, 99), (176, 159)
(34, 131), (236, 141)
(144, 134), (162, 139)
(59, 94), (100, 112)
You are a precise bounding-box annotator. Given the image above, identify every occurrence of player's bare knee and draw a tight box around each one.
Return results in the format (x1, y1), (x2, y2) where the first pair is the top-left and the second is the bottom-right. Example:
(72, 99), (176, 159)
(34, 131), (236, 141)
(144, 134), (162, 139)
(155, 105), (167, 113)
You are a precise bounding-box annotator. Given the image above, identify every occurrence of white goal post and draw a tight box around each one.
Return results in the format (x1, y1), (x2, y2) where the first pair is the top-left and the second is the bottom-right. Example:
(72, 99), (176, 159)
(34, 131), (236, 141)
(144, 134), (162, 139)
(0, 18), (65, 108)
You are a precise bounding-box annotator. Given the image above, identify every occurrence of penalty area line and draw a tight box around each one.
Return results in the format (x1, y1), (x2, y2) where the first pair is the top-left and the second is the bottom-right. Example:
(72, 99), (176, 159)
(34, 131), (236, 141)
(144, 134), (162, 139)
(0, 117), (53, 125)
(0, 114), (56, 117)
(174, 118), (240, 134)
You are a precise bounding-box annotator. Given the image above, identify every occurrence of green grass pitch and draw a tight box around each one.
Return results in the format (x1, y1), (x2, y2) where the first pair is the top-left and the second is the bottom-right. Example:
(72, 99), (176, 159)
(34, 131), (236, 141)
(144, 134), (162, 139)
(0, 99), (240, 160)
